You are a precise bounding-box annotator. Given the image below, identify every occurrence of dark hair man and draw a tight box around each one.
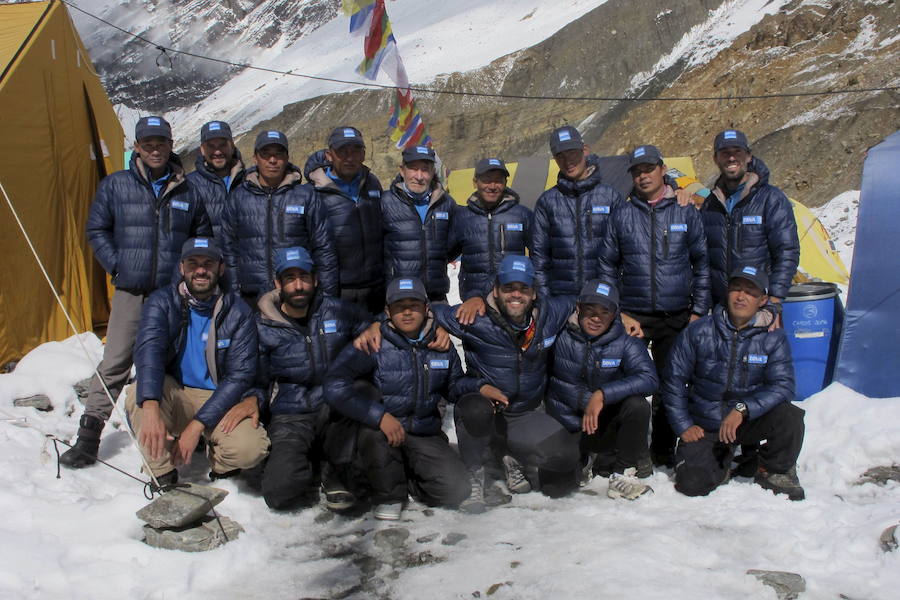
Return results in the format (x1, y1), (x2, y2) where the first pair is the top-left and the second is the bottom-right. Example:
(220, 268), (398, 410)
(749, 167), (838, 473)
(662, 266), (805, 500)
(531, 125), (623, 299)
(382, 145), (459, 302)
(325, 277), (470, 520)
(222, 130), (338, 308)
(62, 116), (211, 469)
(598, 144), (711, 467)
(186, 120), (245, 241)
(307, 126), (385, 314)
(124, 238), (269, 486)
(546, 280), (658, 499)
(251, 246), (374, 511)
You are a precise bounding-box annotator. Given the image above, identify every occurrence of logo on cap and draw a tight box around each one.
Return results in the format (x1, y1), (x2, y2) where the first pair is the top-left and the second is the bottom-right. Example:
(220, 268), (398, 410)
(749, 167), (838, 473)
(148, 117), (161, 126)
(267, 131), (280, 139)
(286, 249), (300, 261)
(209, 122), (221, 131)
(742, 266), (758, 276)
(558, 130), (572, 142)
(724, 130), (738, 139)
(343, 128), (357, 138)
(195, 238), (209, 248)
(512, 261), (527, 272)
(416, 146), (429, 154)
(399, 279), (414, 290)
(595, 283), (611, 296)
(488, 158), (501, 166)
(634, 147), (646, 157)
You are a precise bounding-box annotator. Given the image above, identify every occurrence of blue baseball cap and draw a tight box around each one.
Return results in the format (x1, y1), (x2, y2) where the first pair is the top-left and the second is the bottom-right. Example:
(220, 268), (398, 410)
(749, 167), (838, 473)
(714, 129), (751, 153)
(549, 125), (583, 156)
(386, 277), (428, 305)
(475, 157), (510, 177)
(628, 145), (664, 169)
(275, 247), (314, 276)
(327, 126), (365, 150)
(180, 237), (222, 262)
(497, 255), (535, 286)
(401, 144), (436, 164)
(200, 120), (233, 142)
(578, 279), (620, 312)
(729, 265), (768, 294)
(135, 116), (172, 141)
(254, 130), (289, 153)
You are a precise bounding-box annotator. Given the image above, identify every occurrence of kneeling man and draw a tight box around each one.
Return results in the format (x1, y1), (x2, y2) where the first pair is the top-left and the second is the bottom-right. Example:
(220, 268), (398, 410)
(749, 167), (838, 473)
(662, 266), (805, 500)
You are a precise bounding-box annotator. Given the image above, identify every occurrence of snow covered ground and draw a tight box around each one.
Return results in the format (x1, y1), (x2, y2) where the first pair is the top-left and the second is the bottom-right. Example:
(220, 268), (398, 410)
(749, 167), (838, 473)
(812, 190), (859, 273)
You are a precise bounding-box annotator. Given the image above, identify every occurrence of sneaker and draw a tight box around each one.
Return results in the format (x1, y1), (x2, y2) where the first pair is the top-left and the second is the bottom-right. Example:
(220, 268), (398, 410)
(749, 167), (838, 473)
(322, 466), (356, 510)
(755, 465), (805, 501)
(373, 502), (403, 520)
(580, 453), (597, 487)
(607, 467), (653, 500)
(502, 455), (532, 494)
(460, 467), (487, 514)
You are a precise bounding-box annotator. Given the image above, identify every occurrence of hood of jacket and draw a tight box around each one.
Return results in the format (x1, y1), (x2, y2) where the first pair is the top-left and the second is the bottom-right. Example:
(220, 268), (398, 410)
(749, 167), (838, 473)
(465, 188), (521, 215)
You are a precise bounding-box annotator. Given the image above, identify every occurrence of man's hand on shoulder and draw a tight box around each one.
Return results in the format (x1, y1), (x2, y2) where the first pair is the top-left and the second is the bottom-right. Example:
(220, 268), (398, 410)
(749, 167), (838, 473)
(353, 321), (382, 354)
(427, 325), (452, 352)
(621, 313), (644, 338)
(455, 297), (486, 326)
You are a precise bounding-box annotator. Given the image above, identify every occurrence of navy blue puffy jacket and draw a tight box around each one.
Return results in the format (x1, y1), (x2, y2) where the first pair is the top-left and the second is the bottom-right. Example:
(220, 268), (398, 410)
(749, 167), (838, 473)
(432, 296), (574, 414)
(547, 317), (658, 433)
(186, 153), (245, 241)
(532, 155), (623, 298)
(701, 157), (800, 303)
(252, 289), (372, 417)
(134, 283), (258, 428)
(599, 192), (711, 314)
(661, 304), (795, 435)
(382, 176), (459, 298)
(221, 166), (339, 296)
(324, 317), (465, 435)
(308, 165), (384, 290)
(86, 154), (211, 293)
(450, 190), (533, 300)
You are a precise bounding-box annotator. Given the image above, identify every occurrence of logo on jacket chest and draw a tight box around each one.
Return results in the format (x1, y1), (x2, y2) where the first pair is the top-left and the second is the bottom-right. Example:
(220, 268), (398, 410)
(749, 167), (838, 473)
(171, 200), (189, 211)
(434, 211), (449, 220)
(285, 205), (305, 215)
(601, 358), (621, 368)
(323, 320), (337, 334)
(429, 359), (449, 369)
(669, 223), (688, 232)
(592, 205), (610, 215)
(746, 354), (768, 364)
(506, 223), (523, 231)
(216, 339), (231, 349)
(742, 215), (763, 225)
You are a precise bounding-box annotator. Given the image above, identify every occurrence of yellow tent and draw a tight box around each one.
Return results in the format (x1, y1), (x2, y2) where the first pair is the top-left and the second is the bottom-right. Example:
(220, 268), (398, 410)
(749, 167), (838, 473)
(447, 155), (848, 285)
(0, 0), (124, 364)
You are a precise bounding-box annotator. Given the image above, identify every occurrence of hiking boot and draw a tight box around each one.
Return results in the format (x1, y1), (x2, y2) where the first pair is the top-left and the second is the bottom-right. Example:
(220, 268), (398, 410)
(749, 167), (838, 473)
(755, 465), (805, 501)
(322, 465), (356, 510)
(635, 456), (654, 479)
(502, 455), (531, 494)
(59, 415), (104, 469)
(209, 468), (241, 481)
(150, 469), (179, 492)
(580, 453), (597, 487)
(460, 467), (487, 514)
(607, 467), (654, 500)
(373, 502), (403, 521)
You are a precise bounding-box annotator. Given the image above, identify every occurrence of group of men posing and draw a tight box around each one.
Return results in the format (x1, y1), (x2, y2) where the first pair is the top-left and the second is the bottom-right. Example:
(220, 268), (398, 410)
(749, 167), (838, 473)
(61, 115), (806, 521)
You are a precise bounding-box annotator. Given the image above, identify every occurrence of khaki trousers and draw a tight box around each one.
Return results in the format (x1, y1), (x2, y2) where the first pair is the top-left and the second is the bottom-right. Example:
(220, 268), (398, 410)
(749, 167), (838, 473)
(126, 375), (269, 477)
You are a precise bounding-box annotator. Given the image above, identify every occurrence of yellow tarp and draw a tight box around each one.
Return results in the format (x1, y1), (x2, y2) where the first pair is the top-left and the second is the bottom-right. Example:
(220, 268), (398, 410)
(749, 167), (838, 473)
(0, 1), (124, 364)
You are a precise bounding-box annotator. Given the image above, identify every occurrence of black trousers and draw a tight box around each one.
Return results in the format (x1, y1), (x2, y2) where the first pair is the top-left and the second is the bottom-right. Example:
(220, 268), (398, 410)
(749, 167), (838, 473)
(356, 427), (470, 507)
(261, 409), (328, 510)
(581, 395), (651, 473)
(674, 402), (805, 497)
(454, 393), (580, 473)
(626, 309), (691, 457)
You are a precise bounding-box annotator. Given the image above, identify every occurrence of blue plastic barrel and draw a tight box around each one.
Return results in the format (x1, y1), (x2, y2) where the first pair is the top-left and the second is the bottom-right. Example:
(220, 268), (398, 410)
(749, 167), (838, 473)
(782, 282), (843, 400)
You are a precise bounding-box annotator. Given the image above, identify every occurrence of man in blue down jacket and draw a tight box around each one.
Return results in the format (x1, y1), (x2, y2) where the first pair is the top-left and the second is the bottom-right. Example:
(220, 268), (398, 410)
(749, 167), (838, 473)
(186, 120), (245, 241)
(382, 145), (459, 302)
(432, 255), (577, 512)
(451, 157), (533, 322)
(307, 126), (385, 313)
(532, 125), (623, 299)
(662, 266), (805, 500)
(701, 129), (800, 310)
(124, 238), (269, 486)
(62, 116), (211, 469)
(325, 277), (470, 521)
(251, 247), (373, 511)
(547, 279), (658, 500)
(599, 144), (710, 467)
(222, 130), (338, 308)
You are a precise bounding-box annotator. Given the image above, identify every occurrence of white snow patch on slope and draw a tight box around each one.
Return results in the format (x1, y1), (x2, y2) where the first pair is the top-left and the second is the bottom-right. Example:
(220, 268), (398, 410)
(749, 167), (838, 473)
(813, 190), (859, 270)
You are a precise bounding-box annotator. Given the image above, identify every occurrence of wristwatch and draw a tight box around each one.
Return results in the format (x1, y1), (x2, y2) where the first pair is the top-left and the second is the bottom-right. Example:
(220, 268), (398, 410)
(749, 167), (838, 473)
(734, 402), (749, 418)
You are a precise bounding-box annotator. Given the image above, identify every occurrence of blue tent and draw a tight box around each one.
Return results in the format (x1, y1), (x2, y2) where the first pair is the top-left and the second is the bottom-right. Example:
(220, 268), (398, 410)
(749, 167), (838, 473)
(834, 130), (900, 398)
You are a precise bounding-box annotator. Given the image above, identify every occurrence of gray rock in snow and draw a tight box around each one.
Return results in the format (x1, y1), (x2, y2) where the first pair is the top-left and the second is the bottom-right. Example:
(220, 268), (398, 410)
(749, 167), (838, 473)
(142, 515), (243, 552)
(442, 532), (467, 546)
(136, 483), (228, 529)
(879, 524), (898, 553)
(856, 465), (900, 486)
(73, 378), (92, 402)
(13, 394), (52, 411)
(416, 532), (440, 544)
(373, 527), (409, 550)
(747, 570), (806, 599)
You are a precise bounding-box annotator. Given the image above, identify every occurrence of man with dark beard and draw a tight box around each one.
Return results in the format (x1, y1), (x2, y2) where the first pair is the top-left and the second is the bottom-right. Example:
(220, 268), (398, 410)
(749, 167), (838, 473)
(250, 247), (374, 510)
(125, 238), (268, 487)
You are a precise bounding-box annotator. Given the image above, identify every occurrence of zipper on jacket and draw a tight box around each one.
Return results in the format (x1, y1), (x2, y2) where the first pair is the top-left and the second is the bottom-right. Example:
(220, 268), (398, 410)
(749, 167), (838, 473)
(500, 224), (506, 253)
(650, 207), (658, 311)
(736, 216), (743, 255)
(317, 326), (329, 375)
(487, 212), (495, 278)
(724, 213), (733, 277)
(420, 211), (428, 281)
(150, 200), (161, 289)
(423, 354), (431, 415)
(664, 226), (670, 259)
(575, 197), (584, 288)
(266, 192), (274, 283)
(304, 333), (317, 383)
(412, 346), (420, 424)
(723, 329), (740, 417)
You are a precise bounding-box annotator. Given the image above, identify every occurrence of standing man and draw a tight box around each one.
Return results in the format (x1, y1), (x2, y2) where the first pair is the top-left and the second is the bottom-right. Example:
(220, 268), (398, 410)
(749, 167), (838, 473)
(252, 247), (374, 511)
(532, 125), (623, 299)
(546, 280), (658, 499)
(222, 130), (338, 308)
(451, 157), (532, 322)
(382, 145), (459, 302)
(307, 126), (385, 314)
(325, 277), (470, 520)
(125, 238), (269, 485)
(599, 144), (710, 467)
(662, 266), (805, 500)
(186, 120), (245, 241)
(62, 116), (211, 468)
(701, 129), (800, 309)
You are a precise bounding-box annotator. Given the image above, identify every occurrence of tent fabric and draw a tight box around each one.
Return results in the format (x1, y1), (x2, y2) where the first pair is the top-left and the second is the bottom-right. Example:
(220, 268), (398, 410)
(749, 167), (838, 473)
(0, 0), (124, 364)
(447, 155), (848, 286)
(834, 130), (900, 398)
